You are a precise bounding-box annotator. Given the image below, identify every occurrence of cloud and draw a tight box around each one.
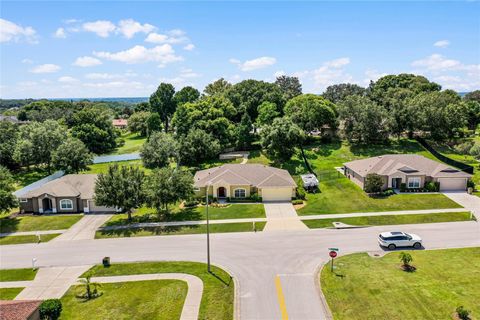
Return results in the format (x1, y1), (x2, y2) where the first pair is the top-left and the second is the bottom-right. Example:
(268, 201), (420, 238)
(94, 44), (182, 66)
(0, 18), (37, 43)
(54, 27), (67, 38)
(30, 64), (61, 74)
(145, 30), (189, 44)
(183, 44), (195, 51)
(274, 70), (286, 78)
(292, 57), (353, 91)
(117, 19), (155, 38)
(73, 56), (103, 67)
(21, 58), (33, 64)
(410, 53), (479, 72)
(58, 76), (78, 83)
(84, 72), (139, 80)
(363, 69), (388, 85)
(434, 40), (450, 48)
(82, 20), (116, 37)
(230, 56), (277, 71)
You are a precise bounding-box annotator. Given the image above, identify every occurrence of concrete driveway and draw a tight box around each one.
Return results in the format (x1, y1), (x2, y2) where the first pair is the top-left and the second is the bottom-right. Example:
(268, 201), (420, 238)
(264, 202), (308, 231)
(443, 192), (480, 219)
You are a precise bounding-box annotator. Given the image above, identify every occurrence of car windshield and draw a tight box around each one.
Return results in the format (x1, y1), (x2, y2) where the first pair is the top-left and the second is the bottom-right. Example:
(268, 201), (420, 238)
(406, 234), (412, 240)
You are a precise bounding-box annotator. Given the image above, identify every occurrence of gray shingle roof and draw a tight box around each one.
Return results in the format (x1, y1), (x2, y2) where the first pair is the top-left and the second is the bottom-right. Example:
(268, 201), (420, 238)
(23, 174), (98, 199)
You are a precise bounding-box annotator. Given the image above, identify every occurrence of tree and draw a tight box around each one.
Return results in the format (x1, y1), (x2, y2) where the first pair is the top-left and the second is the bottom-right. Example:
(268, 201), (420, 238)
(338, 96), (391, 143)
(146, 112), (162, 135)
(0, 121), (18, 169)
(174, 86), (200, 106)
(284, 94), (337, 133)
(94, 165), (145, 221)
(127, 111), (150, 136)
(149, 83), (176, 132)
(145, 167), (194, 216)
(13, 139), (34, 167)
(39, 299), (62, 320)
(0, 166), (18, 214)
(256, 102), (280, 127)
(456, 306), (471, 320)
(464, 90), (480, 103)
(260, 117), (305, 162)
(178, 129), (222, 166)
(364, 173), (384, 193)
(52, 137), (93, 174)
(463, 100), (480, 130)
(322, 83), (366, 103)
(399, 252), (413, 270)
(227, 80), (284, 122)
(470, 142), (480, 159)
(235, 113), (254, 149)
(204, 78), (232, 96)
(140, 132), (178, 169)
(77, 273), (102, 300)
(275, 75), (302, 101)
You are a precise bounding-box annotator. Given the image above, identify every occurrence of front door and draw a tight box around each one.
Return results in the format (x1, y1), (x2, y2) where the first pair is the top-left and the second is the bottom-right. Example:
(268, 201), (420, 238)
(218, 187), (226, 198)
(42, 198), (52, 212)
(392, 178), (401, 189)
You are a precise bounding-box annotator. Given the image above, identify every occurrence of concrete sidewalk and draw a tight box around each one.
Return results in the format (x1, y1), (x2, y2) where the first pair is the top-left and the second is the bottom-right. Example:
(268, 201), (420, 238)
(89, 273), (203, 320)
(0, 229), (67, 237)
(53, 214), (113, 241)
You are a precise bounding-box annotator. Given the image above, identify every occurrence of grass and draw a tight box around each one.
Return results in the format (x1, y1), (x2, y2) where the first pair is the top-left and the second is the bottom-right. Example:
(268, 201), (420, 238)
(0, 288), (24, 300)
(81, 261), (234, 320)
(84, 160), (148, 174)
(60, 280), (187, 320)
(96, 221), (266, 239)
(110, 132), (147, 155)
(321, 248), (480, 320)
(0, 233), (61, 245)
(298, 177), (462, 215)
(0, 214), (82, 233)
(12, 167), (50, 190)
(302, 211), (474, 229)
(0, 268), (37, 281)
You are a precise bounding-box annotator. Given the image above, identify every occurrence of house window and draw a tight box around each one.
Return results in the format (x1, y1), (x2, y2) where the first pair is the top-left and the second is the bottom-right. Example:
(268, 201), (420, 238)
(193, 187), (200, 192)
(19, 198), (28, 203)
(234, 188), (246, 198)
(60, 199), (73, 210)
(407, 177), (421, 188)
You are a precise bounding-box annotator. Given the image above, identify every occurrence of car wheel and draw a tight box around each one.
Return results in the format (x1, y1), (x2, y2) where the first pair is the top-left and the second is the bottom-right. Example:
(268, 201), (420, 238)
(413, 242), (421, 249)
(388, 244), (396, 250)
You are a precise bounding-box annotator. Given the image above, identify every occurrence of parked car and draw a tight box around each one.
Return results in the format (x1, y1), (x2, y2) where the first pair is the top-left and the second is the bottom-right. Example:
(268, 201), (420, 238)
(378, 231), (422, 250)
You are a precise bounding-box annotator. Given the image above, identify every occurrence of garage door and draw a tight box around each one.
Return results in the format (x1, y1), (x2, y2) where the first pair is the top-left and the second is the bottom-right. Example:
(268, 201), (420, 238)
(439, 178), (467, 191)
(88, 200), (116, 213)
(261, 188), (293, 202)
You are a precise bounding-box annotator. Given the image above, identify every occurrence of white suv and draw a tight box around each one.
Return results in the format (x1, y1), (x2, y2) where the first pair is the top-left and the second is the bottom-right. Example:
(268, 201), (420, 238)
(378, 231), (422, 250)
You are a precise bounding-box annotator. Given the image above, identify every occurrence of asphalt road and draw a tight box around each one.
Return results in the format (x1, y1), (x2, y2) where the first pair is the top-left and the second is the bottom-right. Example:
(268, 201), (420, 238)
(1, 220), (479, 320)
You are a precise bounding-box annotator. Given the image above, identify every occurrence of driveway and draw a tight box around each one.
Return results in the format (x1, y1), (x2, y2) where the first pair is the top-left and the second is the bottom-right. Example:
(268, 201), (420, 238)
(52, 214), (113, 241)
(264, 202), (308, 231)
(443, 192), (480, 219)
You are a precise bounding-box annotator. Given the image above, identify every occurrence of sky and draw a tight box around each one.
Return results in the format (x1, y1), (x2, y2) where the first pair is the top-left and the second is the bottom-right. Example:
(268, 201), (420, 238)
(0, 1), (479, 99)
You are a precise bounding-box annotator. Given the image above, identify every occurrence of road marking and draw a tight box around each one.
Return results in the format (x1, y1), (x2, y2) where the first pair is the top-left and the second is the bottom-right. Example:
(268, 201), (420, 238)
(275, 275), (289, 320)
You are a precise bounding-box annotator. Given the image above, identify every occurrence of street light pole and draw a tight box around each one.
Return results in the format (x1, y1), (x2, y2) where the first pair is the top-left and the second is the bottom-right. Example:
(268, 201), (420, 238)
(206, 182), (211, 273)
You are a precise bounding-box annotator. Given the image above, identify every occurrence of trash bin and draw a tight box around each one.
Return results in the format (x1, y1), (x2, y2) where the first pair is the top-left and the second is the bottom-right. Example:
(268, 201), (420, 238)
(102, 257), (110, 267)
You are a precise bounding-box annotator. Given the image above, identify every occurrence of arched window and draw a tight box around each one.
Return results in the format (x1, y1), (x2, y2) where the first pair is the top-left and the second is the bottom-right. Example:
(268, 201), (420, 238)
(60, 199), (73, 210)
(234, 188), (246, 198)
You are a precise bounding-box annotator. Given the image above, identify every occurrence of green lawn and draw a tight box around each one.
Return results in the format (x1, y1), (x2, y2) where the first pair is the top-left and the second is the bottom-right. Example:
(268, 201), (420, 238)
(84, 160), (148, 174)
(109, 132), (147, 155)
(96, 221), (266, 239)
(82, 261), (234, 320)
(60, 280), (187, 320)
(0, 214), (82, 233)
(0, 268), (37, 281)
(0, 233), (60, 245)
(302, 211), (474, 229)
(321, 248), (480, 320)
(12, 167), (50, 190)
(0, 288), (24, 300)
(298, 176), (462, 215)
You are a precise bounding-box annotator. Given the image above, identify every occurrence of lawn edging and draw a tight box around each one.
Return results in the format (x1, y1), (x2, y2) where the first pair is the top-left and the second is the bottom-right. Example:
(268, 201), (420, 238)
(313, 259), (334, 320)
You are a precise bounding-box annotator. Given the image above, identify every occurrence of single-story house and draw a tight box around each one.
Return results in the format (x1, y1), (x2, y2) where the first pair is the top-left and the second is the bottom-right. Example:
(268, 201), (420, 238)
(18, 174), (116, 214)
(112, 118), (128, 129)
(344, 154), (472, 192)
(0, 300), (42, 320)
(194, 164), (297, 202)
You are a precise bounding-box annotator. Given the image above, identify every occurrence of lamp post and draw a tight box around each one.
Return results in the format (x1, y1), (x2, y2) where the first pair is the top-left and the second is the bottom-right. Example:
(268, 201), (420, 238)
(206, 182), (212, 273)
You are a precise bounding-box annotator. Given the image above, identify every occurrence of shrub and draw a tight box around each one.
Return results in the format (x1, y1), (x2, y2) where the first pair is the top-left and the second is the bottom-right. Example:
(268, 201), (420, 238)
(250, 193), (262, 202)
(380, 189), (395, 197)
(296, 186), (306, 200)
(456, 306), (471, 320)
(399, 183), (406, 192)
(184, 199), (199, 207)
(39, 299), (62, 320)
(424, 181), (439, 192)
(364, 173), (384, 193)
(454, 141), (474, 155)
(292, 199), (303, 205)
(116, 138), (125, 148)
(467, 179), (475, 189)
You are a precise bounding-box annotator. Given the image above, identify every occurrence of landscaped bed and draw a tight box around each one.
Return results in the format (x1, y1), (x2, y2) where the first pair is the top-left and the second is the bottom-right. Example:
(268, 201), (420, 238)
(63, 261), (234, 320)
(302, 211), (474, 229)
(0, 233), (61, 245)
(96, 221), (266, 239)
(321, 248), (480, 319)
(0, 214), (82, 233)
(0, 287), (24, 300)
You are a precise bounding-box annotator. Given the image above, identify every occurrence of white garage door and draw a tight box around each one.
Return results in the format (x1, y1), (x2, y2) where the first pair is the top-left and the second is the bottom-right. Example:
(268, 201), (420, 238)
(439, 178), (467, 191)
(261, 188), (293, 202)
(88, 200), (116, 213)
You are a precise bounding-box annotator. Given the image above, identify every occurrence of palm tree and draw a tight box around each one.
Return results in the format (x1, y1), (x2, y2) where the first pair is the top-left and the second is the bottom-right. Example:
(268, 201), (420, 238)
(77, 274), (101, 300)
(399, 252), (413, 267)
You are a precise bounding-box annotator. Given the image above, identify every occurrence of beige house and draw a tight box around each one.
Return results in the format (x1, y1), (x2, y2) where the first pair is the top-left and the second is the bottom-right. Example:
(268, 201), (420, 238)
(194, 164), (297, 201)
(344, 154), (472, 192)
(18, 174), (116, 214)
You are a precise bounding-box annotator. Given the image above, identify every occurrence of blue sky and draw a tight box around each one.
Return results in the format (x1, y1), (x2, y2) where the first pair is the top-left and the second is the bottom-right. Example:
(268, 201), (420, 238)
(1, 1), (479, 98)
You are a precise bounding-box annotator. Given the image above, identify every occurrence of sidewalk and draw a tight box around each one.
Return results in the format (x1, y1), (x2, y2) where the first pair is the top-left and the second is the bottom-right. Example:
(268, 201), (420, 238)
(0, 229), (67, 237)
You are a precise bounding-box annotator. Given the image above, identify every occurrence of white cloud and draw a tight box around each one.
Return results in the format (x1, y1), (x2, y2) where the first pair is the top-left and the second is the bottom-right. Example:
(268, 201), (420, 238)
(183, 44), (195, 51)
(411, 54), (461, 71)
(84, 72), (139, 80)
(434, 40), (450, 48)
(21, 58), (33, 64)
(324, 57), (350, 68)
(54, 27), (67, 38)
(94, 44), (182, 66)
(58, 76), (78, 83)
(363, 69), (388, 85)
(230, 56), (277, 71)
(117, 19), (155, 38)
(145, 30), (189, 44)
(0, 18), (37, 43)
(30, 64), (61, 74)
(73, 56), (102, 67)
(274, 70), (286, 78)
(82, 20), (116, 37)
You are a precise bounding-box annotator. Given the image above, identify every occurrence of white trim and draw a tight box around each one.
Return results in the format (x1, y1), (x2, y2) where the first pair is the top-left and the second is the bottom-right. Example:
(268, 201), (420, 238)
(233, 188), (246, 198)
(19, 198), (28, 203)
(407, 177), (421, 188)
(59, 199), (73, 210)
